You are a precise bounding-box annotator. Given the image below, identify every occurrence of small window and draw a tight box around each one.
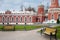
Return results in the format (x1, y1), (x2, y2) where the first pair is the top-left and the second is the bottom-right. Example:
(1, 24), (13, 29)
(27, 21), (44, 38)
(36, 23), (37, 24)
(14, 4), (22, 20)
(7, 17), (9, 22)
(30, 17), (31, 22)
(9, 17), (11, 22)
(16, 17), (18, 22)
(3, 17), (4, 21)
(52, 15), (54, 19)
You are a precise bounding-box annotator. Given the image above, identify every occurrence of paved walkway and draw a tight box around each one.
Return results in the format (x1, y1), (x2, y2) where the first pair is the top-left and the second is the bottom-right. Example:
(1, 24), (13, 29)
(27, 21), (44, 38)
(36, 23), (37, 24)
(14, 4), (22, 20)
(0, 28), (55, 40)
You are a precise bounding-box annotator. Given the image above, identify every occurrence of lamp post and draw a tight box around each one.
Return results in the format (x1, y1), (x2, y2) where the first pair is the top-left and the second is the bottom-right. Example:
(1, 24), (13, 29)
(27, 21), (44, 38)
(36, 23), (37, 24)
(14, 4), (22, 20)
(7, 17), (9, 25)
(24, 11), (26, 31)
(24, 22), (26, 30)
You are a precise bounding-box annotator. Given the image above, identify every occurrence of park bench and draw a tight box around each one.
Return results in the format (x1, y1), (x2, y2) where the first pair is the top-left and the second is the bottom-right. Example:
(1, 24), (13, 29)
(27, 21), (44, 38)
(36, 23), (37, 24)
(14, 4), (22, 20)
(41, 27), (57, 40)
(3, 25), (15, 31)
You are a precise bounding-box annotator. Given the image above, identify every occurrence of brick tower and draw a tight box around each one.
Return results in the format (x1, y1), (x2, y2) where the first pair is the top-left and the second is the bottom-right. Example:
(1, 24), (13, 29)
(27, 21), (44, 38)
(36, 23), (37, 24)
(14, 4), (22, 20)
(48, 0), (59, 21)
(37, 5), (44, 23)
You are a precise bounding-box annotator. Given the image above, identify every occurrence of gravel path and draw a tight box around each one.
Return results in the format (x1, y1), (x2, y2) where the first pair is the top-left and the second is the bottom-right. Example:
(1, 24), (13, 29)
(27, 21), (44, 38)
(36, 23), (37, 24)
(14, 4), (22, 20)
(0, 28), (55, 40)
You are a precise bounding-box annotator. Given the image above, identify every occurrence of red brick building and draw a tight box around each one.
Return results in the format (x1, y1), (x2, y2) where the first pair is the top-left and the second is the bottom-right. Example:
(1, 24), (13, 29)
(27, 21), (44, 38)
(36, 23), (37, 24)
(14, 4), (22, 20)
(37, 5), (44, 23)
(47, 0), (60, 23)
(0, 5), (44, 25)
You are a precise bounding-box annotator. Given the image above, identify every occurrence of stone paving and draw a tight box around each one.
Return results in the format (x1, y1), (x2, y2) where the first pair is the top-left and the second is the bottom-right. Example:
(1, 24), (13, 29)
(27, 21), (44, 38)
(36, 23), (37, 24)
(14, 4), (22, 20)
(0, 28), (56, 40)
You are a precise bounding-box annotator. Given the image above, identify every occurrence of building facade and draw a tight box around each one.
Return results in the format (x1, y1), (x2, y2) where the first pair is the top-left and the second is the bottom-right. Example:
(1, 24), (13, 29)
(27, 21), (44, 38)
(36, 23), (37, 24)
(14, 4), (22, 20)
(0, 5), (44, 25)
(43, 0), (60, 23)
(47, 0), (60, 23)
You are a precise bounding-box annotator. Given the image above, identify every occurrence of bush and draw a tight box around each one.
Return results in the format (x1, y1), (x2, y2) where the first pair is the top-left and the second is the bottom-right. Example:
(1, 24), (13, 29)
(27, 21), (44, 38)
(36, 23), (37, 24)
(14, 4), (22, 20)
(57, 18), (60, 24)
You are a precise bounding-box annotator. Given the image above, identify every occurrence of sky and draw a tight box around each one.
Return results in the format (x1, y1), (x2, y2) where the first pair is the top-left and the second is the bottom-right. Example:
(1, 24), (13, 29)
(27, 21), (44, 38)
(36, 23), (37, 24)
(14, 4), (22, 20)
(0, 0), (60, 11)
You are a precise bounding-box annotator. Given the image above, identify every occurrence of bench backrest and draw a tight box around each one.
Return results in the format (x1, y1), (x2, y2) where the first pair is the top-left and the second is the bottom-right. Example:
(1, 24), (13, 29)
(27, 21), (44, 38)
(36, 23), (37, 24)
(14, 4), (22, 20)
(3, 25), (14, 30)
(45, 27), (56, 33)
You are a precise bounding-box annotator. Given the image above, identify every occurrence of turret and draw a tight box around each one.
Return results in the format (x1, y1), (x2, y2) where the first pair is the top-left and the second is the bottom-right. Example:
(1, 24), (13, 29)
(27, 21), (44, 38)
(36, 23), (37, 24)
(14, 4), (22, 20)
(50, 0), (59, 8)
(38, 5), (44, 15)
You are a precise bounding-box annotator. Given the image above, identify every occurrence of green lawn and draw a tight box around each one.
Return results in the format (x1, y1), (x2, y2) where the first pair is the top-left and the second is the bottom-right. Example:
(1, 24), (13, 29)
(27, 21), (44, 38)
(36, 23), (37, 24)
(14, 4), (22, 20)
(15, 25), (42, 31)
(0, 25), (42, 31)
(54, 26), (60, 39)
(0, 25), (3, 31)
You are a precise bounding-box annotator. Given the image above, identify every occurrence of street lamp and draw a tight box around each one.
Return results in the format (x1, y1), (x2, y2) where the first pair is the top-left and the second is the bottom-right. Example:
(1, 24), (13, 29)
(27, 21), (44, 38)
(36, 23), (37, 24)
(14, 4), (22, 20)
(24, 11), (26, 31)
(24, 22), (26, 30)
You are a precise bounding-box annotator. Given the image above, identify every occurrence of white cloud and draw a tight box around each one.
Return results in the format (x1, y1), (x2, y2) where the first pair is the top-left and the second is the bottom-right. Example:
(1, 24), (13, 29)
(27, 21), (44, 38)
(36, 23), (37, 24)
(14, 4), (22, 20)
(0, 0), (23, 11)
(23, 2), (37, 8)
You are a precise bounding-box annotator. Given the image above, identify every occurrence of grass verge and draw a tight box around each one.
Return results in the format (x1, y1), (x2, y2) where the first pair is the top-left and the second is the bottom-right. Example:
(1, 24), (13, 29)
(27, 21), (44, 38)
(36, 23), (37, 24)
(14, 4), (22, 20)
(15, 25), (42, 31)
(0, 25), (3, 31)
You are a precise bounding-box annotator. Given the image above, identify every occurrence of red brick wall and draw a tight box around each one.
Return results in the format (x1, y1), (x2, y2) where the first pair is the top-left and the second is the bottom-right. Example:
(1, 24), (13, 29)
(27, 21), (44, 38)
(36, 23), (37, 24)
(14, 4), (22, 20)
(48, 13), (52, 20)
(26, 16), (29, 23)
(0, 16), (2, 22)
(54, 12), (58, 20)
(32, 16), (36, 23)
(37, 16), (44, 22)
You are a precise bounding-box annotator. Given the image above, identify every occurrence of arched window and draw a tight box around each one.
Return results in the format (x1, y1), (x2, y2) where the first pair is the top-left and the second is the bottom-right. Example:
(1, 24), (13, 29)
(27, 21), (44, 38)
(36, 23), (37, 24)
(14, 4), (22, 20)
(9, 17), (12, 22)
(30, 17), (31, 22)
(12, 17), (13, 22)
(7, 17), (9, 25)
(16, 17), (18, 22)
(7, 17), (9, 22)
(20, 17), (22, 22)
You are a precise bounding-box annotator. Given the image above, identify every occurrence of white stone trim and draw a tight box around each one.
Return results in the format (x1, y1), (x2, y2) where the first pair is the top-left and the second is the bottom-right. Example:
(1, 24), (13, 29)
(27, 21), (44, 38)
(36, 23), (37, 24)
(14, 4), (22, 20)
(9, 23), (16, 24)
(43, 19), (57, 23)
(4, 23), (7, 24)
(48, 8), (60, 13)
(18, 23), (34, 25)
(0, 23), (34, 25)
(0, 23), (3, 24)
(18, 23), (25, 25)
(26, 23), (34, 25)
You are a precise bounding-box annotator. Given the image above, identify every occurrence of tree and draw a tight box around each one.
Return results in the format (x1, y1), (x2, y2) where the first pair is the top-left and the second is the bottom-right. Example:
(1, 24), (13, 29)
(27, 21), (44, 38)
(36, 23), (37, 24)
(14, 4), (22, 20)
(31, 8), (36, 12)
(25, 6), (36, 12)
(57, 18), (60, 24)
